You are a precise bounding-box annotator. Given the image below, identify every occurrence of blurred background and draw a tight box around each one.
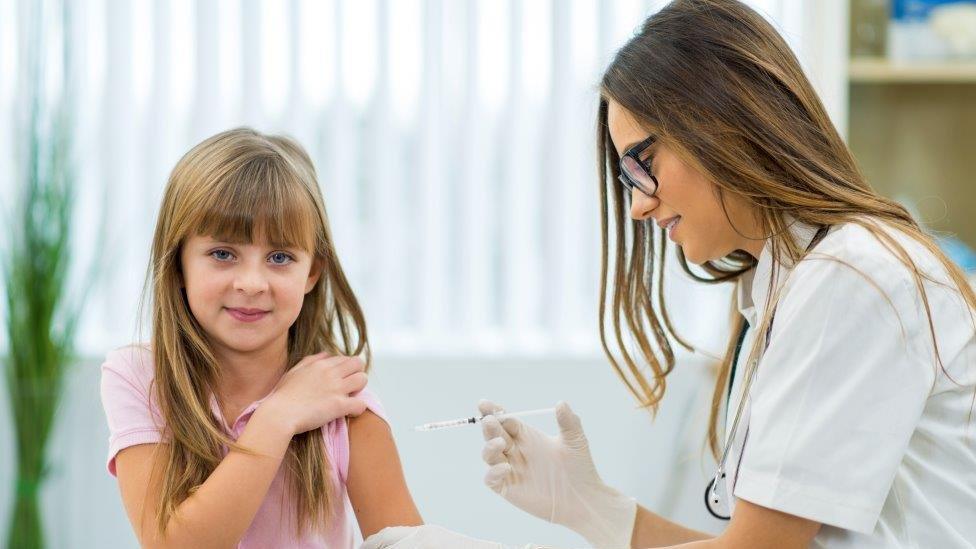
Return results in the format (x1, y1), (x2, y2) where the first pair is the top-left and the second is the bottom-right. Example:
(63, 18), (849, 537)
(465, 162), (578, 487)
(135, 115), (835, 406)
(1, 0), (974, 547)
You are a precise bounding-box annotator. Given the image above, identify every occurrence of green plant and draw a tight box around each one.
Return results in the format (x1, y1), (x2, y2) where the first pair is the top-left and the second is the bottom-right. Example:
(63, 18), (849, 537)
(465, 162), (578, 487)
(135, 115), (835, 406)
(1, 1), (90, 547)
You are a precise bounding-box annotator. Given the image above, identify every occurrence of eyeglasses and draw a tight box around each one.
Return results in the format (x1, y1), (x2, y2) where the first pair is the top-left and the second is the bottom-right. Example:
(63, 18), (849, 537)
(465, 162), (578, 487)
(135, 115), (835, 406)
(618, 135), (658, 198)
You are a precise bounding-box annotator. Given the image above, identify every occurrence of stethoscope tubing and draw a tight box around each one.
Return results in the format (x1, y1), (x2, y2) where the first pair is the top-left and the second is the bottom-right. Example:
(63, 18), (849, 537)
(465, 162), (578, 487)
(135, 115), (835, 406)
(704, 225), (829, 521)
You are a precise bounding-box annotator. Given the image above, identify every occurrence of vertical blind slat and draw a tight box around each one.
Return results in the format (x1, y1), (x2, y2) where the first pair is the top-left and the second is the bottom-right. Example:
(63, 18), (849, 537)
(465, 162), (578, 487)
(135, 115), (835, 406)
(100, 0), (139, 348)
(417, 0), (449, 348)
(547, 0), (578, 346)
(364, 0), (402, 339)
(240, 0), (263, 127)
(459, 0), (497, 350)
(193, 0), (220, 139)
(323, 0), (364, 302)
(144, 0), (172, 252)
(503, 0), (548, 351)
(284, 0), (304, 135)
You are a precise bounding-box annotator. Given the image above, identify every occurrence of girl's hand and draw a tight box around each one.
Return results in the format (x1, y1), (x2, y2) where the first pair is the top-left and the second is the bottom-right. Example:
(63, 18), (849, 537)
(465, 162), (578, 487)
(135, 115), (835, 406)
(263, 353), (369, 436)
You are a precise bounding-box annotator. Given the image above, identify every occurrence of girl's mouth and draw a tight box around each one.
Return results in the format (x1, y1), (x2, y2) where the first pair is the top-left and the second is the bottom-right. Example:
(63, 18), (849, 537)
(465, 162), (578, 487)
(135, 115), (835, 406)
(225, 307), (269, 323)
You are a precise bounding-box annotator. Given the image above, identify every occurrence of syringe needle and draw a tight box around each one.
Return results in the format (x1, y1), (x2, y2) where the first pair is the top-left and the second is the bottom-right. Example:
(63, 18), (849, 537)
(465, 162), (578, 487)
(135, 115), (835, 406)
(414, 407), (555, 432)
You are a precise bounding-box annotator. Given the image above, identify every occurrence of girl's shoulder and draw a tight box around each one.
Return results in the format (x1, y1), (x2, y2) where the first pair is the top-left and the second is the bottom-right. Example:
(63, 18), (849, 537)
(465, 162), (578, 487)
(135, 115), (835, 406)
(101, 343), (156, 392)
(100, 343), (165, 476)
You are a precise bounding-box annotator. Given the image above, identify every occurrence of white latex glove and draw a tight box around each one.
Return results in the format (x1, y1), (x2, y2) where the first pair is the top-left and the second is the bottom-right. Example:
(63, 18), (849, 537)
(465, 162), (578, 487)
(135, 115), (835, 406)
(480, 400), (637, 549)
(361, 524), (553, 549)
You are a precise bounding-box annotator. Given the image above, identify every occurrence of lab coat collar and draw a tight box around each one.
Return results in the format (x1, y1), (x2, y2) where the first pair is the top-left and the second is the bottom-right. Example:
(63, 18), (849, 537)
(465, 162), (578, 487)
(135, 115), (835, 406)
(736, 220), (822, 327)
(736, 264), (758, 325)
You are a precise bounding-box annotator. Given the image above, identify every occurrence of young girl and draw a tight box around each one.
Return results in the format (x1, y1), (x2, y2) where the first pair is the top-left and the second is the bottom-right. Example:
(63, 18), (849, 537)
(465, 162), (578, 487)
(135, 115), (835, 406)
(100, 128), (423, 547)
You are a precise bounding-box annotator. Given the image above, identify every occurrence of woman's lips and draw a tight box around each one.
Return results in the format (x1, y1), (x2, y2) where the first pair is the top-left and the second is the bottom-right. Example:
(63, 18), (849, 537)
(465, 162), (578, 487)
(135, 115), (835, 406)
(657, 215), (676, 228)
(225, 307), (269, 322)
(665, 216), (681, 241)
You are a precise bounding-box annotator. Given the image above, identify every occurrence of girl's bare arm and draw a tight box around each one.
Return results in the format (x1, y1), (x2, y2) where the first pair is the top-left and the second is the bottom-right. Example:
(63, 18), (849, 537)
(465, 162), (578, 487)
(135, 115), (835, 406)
(346, 410), (424, 539)
(114, 406), (292, 549)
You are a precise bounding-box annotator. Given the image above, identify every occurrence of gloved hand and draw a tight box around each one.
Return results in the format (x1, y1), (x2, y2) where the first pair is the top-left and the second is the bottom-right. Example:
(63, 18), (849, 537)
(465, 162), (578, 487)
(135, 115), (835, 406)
(361, 524), (550, 549)
(479, 400), (637, 549)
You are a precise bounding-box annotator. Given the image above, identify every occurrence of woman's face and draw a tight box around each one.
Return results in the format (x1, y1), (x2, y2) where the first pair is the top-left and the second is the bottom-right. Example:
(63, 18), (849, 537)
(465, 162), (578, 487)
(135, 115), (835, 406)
(606, 99), (763, 263)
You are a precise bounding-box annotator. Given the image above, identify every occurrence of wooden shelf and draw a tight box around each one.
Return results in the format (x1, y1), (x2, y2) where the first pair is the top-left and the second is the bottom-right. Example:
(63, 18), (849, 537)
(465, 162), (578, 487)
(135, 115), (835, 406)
(849, 57), (976, 83)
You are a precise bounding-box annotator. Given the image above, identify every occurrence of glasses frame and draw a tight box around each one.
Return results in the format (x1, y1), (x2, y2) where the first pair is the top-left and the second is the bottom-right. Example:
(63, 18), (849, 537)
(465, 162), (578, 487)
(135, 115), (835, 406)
(617, 135), (658, 198)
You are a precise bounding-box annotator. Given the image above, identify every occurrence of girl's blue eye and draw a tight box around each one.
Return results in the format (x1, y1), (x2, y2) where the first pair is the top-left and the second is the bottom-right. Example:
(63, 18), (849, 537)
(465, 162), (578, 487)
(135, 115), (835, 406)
(269, 252), (293, 265)
(211, 249), (234, 261)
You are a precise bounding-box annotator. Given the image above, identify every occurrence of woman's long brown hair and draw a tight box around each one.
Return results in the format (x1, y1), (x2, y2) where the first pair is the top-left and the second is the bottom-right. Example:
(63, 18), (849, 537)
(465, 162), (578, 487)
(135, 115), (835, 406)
(140, 127), (369, 536)
(596, 0), (976, 457)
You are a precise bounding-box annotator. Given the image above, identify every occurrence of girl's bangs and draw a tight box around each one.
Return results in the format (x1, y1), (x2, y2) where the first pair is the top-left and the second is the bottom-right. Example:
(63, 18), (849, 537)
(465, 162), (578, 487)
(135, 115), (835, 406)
(189, 157), (318, 252)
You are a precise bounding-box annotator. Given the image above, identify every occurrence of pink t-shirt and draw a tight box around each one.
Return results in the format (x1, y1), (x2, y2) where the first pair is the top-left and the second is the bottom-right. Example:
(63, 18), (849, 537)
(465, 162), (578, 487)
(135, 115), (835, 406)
(99, 344), (387, 548)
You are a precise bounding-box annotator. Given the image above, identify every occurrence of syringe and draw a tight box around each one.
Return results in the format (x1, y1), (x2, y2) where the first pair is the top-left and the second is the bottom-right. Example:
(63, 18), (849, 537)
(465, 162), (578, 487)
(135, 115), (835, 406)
(414, 407), (555, 432)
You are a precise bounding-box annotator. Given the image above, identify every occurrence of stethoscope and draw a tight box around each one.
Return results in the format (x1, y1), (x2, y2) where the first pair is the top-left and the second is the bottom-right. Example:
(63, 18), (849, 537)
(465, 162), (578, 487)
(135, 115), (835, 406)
(703, 225), (829, 520)
(704, 320), (764, 520)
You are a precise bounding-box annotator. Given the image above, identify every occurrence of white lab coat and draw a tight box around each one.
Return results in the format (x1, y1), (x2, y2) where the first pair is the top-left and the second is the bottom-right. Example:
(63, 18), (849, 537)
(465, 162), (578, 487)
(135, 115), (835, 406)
(725, 221), (976, 547)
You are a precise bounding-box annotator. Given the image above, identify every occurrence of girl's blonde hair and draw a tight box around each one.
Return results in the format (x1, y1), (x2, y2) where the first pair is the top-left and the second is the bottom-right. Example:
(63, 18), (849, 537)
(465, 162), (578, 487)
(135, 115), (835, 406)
(141, 127), (369, 535)
(595, 0), (976, 457)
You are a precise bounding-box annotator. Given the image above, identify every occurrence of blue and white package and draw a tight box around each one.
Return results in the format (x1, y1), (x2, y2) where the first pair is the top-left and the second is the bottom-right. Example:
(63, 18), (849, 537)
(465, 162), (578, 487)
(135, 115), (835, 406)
(888, 0), (976, 60)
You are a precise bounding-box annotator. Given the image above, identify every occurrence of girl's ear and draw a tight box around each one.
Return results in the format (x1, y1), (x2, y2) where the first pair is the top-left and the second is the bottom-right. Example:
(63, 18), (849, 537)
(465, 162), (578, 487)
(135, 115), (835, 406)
(305, 257), (323, 294)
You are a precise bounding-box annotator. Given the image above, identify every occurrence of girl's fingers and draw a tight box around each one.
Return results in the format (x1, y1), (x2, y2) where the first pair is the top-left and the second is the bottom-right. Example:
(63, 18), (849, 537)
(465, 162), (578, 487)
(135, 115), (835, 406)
(295, 350), (333, 368)
(342, 371), (369, 394)
(342, 396), (368, 417)
(332, 356), (366, 377)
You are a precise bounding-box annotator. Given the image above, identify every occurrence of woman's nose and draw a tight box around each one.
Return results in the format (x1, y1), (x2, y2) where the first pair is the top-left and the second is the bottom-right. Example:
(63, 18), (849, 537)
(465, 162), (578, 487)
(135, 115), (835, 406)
(629, 188), (658, 220)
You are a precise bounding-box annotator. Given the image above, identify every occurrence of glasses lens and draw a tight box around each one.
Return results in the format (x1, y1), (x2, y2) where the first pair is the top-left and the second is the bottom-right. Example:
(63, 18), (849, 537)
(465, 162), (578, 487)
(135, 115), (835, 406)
(620, 156), (656, 196)
(618, 174), (634, 192)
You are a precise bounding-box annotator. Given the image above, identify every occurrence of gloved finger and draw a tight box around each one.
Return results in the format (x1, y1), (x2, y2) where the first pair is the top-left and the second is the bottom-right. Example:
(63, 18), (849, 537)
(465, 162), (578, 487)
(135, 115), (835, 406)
(496, 415), (524, 439)
(555, 401), (586, 447)
(482, 437), (509, 466)
(480, 415), (513, 449)
(479, 400), (523, 439)
(361, 525), (417, 549)
(478, 399), (505, 417)
(484, 462), (513, 492)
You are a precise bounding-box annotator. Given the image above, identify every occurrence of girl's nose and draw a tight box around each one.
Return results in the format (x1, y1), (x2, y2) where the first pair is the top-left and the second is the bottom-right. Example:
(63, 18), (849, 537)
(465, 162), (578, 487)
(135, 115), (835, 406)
(629, 188), (658, 221)
(233, 266), (269, 295)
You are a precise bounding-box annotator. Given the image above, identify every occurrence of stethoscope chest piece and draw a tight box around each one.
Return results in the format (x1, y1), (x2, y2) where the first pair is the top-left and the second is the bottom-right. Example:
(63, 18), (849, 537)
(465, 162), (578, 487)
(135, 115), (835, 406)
(705, 470), (731, 520)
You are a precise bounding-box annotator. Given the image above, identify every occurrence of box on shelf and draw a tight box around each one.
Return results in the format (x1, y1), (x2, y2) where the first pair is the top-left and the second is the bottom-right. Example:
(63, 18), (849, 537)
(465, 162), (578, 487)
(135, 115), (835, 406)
(888, 0), (976, 60)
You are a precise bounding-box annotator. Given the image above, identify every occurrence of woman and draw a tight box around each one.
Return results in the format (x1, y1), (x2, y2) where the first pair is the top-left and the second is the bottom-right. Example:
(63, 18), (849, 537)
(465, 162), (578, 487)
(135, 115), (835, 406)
(365, 0), (976, 547)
